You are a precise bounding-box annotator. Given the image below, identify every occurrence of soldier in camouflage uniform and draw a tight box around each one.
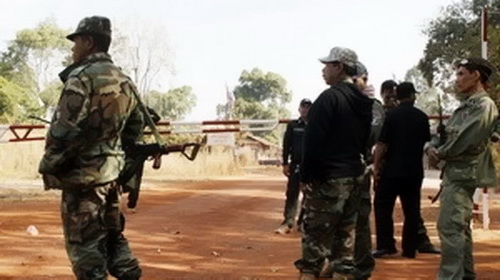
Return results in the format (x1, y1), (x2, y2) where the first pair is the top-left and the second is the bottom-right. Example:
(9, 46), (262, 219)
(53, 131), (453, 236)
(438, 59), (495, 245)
(427, 57), (498, 280)
(295, 47), (372, 280)
(38, 16), (143, 280)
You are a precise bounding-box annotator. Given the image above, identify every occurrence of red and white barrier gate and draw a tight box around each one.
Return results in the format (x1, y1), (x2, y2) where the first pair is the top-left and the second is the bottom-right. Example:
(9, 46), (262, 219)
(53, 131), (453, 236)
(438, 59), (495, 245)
(0, 119), (291, 143)
(0, 116), (493, 229)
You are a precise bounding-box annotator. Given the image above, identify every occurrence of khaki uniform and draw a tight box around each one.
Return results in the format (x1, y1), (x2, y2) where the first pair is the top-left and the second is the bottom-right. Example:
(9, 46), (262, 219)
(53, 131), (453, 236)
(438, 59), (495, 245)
(437, 91), (497, 280)
(39, 52), (144, 279)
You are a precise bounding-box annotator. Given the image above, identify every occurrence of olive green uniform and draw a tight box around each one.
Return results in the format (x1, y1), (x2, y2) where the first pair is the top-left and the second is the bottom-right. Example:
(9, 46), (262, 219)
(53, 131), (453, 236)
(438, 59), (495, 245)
(436, 91), (497, 280)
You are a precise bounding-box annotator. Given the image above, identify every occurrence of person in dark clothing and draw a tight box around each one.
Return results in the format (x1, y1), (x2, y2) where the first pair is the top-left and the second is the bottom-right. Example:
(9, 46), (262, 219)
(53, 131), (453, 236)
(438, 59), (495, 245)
(275, 98), (312, 234)
(380, 80), (398, 111)
(320, 61), (381, 279)
(372, 82), (431, 259)
(295, 46), (373, 280)
(373, 81), (440, 258)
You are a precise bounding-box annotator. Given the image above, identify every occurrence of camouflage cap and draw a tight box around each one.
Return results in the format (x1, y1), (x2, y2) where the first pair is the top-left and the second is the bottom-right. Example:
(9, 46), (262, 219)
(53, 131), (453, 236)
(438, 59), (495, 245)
(66, 16), (112, 41)
(319, 47), (358, 67)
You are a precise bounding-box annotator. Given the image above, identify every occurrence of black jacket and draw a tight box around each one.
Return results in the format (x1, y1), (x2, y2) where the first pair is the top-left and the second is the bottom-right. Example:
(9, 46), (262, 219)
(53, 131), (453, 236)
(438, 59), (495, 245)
(282, 118), (306, 166)
(301, 82), (373, 182)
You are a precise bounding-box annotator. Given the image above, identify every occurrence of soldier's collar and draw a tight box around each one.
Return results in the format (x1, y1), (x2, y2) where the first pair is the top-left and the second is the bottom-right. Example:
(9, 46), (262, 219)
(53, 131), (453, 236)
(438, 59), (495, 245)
(81, 52), (113, 64)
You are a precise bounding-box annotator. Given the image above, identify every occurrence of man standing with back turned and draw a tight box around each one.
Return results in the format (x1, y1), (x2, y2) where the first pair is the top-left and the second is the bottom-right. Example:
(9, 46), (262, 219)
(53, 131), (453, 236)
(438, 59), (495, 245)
(427, 58), (498, 280)
(372, 82), (431, 259)
(276, 98), (312, 234)
(39, 16), (143, 279)
(295, 47), (373, 280)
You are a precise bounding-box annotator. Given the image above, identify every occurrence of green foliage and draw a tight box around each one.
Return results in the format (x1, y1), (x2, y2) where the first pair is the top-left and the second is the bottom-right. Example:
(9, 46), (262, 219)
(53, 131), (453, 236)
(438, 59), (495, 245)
(234, 68), (292, 104)
(405, 66), (457, 115)
(418, 0), (498, 88)
(219, 68), (291, 143)
(144, 86), (196, 121)
(0, 18), (70, 93)
(0, 77), (43, 124)
(231, 68), (291, 120)
(0, 18), (70, 123)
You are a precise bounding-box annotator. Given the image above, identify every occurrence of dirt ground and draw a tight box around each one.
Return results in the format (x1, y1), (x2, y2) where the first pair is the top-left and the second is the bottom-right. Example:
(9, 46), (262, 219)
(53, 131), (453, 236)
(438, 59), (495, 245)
(1, 169), (500, 280)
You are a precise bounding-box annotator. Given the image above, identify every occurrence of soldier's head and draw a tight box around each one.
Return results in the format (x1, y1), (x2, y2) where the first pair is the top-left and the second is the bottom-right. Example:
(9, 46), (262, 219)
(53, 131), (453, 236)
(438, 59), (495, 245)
(299, 98), (312, 120)
(380, 80), (398, 110)
(66, 16), (112, 64)
(454, 57), (495, 95)
(319, 47), (358, 86)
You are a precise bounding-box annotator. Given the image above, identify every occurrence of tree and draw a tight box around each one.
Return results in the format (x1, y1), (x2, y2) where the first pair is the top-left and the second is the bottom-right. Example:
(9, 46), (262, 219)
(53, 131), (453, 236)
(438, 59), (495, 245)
(405, 66), (457, 116)
(219, 68), (292, 142)
(418, 0), (499, 89)
(110, 19), (175, 97)
(0, 77), (43, 124)
(144, 86), (196, 121)
(232, 68), (291, 119)
(0, 18), (70, 94)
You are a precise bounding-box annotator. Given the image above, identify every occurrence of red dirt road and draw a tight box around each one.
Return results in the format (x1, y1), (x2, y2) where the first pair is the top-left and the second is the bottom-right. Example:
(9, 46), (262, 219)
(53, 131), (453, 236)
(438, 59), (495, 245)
(1, 173), (500, 279)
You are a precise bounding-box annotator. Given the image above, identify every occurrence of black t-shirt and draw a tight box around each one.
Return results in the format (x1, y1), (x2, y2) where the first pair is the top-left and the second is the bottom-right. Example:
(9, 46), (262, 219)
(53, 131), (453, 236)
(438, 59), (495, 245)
(282, 118), (306, 166)
(379, 101), (430, 178)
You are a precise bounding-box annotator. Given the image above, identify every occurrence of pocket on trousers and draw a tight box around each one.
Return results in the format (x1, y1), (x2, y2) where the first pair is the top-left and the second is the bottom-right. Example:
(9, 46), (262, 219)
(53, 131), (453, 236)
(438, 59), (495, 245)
(66, 211), (102, 244)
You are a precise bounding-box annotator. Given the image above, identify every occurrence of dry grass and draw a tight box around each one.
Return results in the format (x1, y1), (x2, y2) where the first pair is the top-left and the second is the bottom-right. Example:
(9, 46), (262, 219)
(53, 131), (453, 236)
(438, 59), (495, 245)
(0, 142), (253, 181)
(0, 141), (45, 180)
(143, 147), (250, 179)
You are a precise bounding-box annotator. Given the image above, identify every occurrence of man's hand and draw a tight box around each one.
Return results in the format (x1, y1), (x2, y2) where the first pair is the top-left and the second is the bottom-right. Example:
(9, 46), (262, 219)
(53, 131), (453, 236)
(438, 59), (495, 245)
(42, 174), (61, 190)
(282, 164), (290, 177)
(426, 147), (441, 169)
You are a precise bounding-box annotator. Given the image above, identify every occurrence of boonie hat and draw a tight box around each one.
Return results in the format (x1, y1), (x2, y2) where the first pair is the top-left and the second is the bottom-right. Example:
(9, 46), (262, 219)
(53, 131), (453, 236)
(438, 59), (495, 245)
(67, 16), (112, 41)
(319, 47), (358, 67)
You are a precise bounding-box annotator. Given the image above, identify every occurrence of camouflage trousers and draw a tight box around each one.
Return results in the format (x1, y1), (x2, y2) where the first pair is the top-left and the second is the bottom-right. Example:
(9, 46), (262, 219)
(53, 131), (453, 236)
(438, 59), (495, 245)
(354, 174), (375, 279)
(437, 181), (476, 280)
(61, 182), (141, 280)
(295, 177), (358, 276)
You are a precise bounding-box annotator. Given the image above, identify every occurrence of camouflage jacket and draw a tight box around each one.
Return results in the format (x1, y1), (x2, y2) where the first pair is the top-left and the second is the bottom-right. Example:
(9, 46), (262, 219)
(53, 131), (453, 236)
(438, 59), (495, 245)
(38, 52), (144, 189)
(438, 91), (498, 187)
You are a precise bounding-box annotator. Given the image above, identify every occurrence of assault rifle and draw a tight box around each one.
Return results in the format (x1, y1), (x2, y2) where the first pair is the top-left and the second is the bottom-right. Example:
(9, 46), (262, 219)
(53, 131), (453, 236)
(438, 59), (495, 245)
(436, 94), (447, 147)
(428, 93), (447, 203)
(118, 142), (200, 185)
(119, 86), (201, 209)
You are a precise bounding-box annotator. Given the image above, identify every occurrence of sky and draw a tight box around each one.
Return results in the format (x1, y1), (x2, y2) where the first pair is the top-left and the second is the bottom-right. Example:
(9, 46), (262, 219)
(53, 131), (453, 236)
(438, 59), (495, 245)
(0, 0), (457, 120)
